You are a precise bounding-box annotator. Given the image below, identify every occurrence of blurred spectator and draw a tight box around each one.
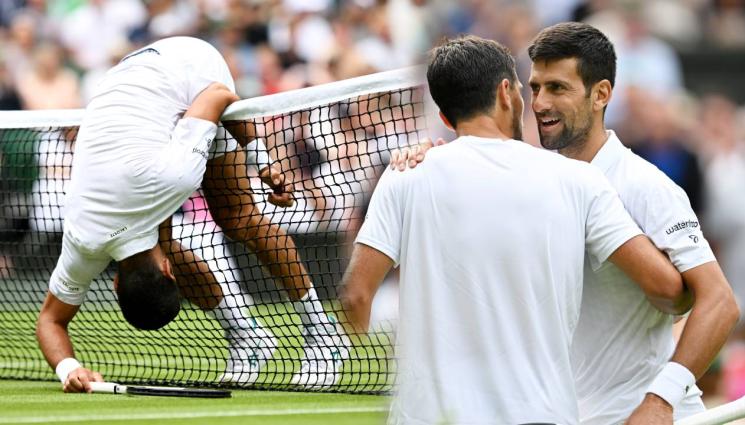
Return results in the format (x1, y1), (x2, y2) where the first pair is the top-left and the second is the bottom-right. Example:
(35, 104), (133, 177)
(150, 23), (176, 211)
(621, 88), (705, 213)
(80, 39), (133, 104)
(4, 11), (39, 83)
(705, 0), (745, 47)
(59, 0), (146, 70)
(0, 54), (21, 110)
(16, 42), (81, 109)
(698, 95), (745, 319)
(143, 0), (200, 39)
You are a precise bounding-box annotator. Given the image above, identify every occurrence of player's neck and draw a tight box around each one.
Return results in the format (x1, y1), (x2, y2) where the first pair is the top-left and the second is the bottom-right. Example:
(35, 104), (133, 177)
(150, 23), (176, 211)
(558, 123), (609, 163)
(454, 115), (513, 141)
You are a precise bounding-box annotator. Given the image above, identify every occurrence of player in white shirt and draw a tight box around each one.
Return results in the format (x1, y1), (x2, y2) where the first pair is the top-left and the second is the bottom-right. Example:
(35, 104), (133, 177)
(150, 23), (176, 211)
(341, 35), (691, 425)
(35, 37), (348, 393)
(526, 22), (738, 424)
(395, 23), (740, 424)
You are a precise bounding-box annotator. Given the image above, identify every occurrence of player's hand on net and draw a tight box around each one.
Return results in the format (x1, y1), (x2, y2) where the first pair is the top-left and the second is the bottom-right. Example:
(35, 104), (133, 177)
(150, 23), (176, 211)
(63, 367), (104, 393)
(625, 393), (673, 425)
(389, 137), (446, 171)
(259, 164), (295, 207)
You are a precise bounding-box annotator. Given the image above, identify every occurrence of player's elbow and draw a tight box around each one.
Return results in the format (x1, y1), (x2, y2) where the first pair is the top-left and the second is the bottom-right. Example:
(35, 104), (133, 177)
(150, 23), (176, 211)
(340, 287), (369, 315)
(340, 286), (372, 331)
(698, 281), (740, 330)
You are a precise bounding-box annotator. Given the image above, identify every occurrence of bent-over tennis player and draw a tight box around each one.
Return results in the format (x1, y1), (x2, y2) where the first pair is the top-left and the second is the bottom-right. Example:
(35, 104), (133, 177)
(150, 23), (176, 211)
(36, 37), (348, 393)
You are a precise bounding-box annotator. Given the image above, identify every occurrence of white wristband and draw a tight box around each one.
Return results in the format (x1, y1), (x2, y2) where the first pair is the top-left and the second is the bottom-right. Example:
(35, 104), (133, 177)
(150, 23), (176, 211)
(647, 361), (695, 408)
(245, 138), (272, 170)
(55, 357), (82, 383)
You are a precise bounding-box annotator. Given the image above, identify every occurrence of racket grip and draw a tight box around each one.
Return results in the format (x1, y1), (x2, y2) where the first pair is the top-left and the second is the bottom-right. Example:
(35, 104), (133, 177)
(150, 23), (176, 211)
(89, 382), (127, 394)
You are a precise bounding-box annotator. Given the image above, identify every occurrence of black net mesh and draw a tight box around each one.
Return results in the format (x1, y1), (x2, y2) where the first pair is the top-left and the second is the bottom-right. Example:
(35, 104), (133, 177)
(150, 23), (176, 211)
(0, 85), (425, 393)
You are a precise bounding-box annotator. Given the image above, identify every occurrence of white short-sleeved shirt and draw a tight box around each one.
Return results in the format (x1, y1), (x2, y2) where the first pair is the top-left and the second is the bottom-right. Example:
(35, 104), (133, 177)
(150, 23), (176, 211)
(356, 136), (642, 425)
(574, 131), (716, 425)
(50, 37), (237, 305)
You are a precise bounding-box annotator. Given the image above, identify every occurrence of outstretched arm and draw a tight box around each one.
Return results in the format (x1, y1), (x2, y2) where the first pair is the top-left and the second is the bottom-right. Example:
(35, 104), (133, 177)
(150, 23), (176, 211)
(36, 292), (103, 392)
(340, 243), (395, 334)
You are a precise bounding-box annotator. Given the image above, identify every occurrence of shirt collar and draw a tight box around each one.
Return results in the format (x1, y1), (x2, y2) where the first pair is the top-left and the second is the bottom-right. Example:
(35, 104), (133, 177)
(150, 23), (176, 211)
(590, 130), (625, 173)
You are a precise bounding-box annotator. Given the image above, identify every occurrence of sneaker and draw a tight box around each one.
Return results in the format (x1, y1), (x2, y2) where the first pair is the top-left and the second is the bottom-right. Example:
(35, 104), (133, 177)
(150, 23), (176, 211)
(219, 317), (277, 386)
(290, 315), (351, 388)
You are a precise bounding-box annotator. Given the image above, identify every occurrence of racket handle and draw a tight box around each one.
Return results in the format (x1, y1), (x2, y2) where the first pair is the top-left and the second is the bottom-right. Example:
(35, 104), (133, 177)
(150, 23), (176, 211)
(89, 382), (127, 394)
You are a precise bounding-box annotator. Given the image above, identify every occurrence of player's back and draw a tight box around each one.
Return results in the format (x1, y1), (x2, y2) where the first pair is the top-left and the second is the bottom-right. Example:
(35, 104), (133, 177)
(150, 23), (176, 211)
(65, 37), (234, 254)
(384, 136), (634, 425)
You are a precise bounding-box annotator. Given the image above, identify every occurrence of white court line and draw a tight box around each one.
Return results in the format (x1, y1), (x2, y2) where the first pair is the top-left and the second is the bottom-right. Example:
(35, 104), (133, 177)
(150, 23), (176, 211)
(0, 405), (388, 424)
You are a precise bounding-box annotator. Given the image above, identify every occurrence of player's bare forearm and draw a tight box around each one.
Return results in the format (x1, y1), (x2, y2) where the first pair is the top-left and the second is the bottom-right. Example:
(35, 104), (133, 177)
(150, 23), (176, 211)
(36, 292), (79, 369)
(185, 83), (239, 125)
(36, 292), (103, 392)
(670, 261), (739, 379)
(340, 243), (394, 334)
(609, 235), (690, 315)
(222, 120), (258, 148)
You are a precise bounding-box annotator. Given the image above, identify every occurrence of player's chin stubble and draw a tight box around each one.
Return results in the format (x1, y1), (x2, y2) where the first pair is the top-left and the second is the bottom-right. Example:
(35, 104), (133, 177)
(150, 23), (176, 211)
(538, 116), (592, 152)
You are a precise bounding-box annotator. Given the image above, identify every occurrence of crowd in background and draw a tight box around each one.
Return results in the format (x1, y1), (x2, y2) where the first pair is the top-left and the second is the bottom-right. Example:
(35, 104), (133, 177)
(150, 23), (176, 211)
(1, 0), (745, 405)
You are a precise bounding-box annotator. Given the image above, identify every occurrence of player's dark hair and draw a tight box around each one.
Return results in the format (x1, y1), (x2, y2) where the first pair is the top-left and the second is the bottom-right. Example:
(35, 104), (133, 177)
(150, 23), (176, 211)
(116, 255), (180, 331)
(528, 22), (616, 92)
(427, 35), (518, 127)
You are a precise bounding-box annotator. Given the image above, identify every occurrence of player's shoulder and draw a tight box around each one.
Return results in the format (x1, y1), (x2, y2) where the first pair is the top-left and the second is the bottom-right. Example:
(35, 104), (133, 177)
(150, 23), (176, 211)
(616, 146), (688, 200)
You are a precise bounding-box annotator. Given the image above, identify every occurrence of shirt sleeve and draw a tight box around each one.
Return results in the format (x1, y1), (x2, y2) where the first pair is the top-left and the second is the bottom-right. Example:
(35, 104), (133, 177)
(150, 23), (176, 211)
(49, 232), (112, 305)
(636, 177), (716, 273)
(355, 168), (404, 266)
(583, 167), (644, 271)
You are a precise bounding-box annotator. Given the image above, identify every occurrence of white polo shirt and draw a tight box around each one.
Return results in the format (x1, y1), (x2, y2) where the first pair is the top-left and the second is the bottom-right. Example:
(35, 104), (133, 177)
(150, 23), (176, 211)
(50, 37), (237, 305)
(356, 136), (642, 425)
(573, 131), (716, 425)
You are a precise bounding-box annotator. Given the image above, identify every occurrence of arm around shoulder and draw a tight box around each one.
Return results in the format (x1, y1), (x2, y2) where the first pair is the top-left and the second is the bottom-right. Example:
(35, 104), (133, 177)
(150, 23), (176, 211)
(608, 235), (691, 315)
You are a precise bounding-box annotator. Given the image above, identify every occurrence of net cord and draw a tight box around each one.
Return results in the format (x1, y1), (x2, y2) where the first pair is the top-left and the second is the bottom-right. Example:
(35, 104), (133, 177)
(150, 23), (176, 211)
(0, 65), (425, 129)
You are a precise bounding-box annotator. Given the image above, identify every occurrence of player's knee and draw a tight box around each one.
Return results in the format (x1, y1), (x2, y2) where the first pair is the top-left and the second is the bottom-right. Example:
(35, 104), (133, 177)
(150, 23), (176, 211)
(117, 256), (180, 330)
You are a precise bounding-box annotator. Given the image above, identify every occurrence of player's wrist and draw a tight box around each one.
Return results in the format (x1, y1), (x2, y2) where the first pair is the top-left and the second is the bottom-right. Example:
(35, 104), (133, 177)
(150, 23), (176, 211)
(646, 361), (695, 408)
(55, 357), (82, 383)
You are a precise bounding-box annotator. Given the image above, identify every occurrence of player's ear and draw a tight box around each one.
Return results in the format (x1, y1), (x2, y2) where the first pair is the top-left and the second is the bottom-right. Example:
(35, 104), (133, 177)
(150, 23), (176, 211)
(113, 273), (119, 291)
(162, 258), (176, 282)
(438, 111), (454, 131)
(497, 79), (511, 111)
(592, 80), (612, 112)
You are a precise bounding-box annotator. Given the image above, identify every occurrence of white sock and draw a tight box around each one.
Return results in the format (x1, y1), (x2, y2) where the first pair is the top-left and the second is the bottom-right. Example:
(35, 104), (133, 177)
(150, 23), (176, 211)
(211, 281), (255, 334)
(293, 287), (330, 328)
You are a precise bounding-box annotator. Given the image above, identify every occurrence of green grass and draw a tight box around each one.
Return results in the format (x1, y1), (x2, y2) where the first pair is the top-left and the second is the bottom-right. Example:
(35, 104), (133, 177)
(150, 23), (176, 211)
(0, 302), (396, 391)
(0, 380), (389, 425)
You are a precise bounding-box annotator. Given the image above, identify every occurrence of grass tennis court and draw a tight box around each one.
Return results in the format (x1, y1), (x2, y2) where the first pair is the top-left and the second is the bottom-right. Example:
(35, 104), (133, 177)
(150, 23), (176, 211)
(0, 380), (389, 425)
(0, 301), (395, 390)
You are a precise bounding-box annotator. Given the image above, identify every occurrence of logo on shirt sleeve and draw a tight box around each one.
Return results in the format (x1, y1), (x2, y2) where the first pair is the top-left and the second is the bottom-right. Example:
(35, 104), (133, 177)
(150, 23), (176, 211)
(665, 220), (699, 235)
(110, 226), (128, 238)
(60, 280), (80, 293)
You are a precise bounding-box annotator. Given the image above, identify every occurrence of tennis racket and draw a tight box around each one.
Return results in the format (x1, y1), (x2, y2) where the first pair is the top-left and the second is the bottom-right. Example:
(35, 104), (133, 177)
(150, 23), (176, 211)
(675, 396), (745, 425)
(89, 382), (231, 398)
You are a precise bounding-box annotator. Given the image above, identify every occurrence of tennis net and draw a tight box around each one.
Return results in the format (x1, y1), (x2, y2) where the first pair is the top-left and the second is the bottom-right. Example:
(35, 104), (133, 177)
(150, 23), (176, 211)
(0, 66), (426, 393)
